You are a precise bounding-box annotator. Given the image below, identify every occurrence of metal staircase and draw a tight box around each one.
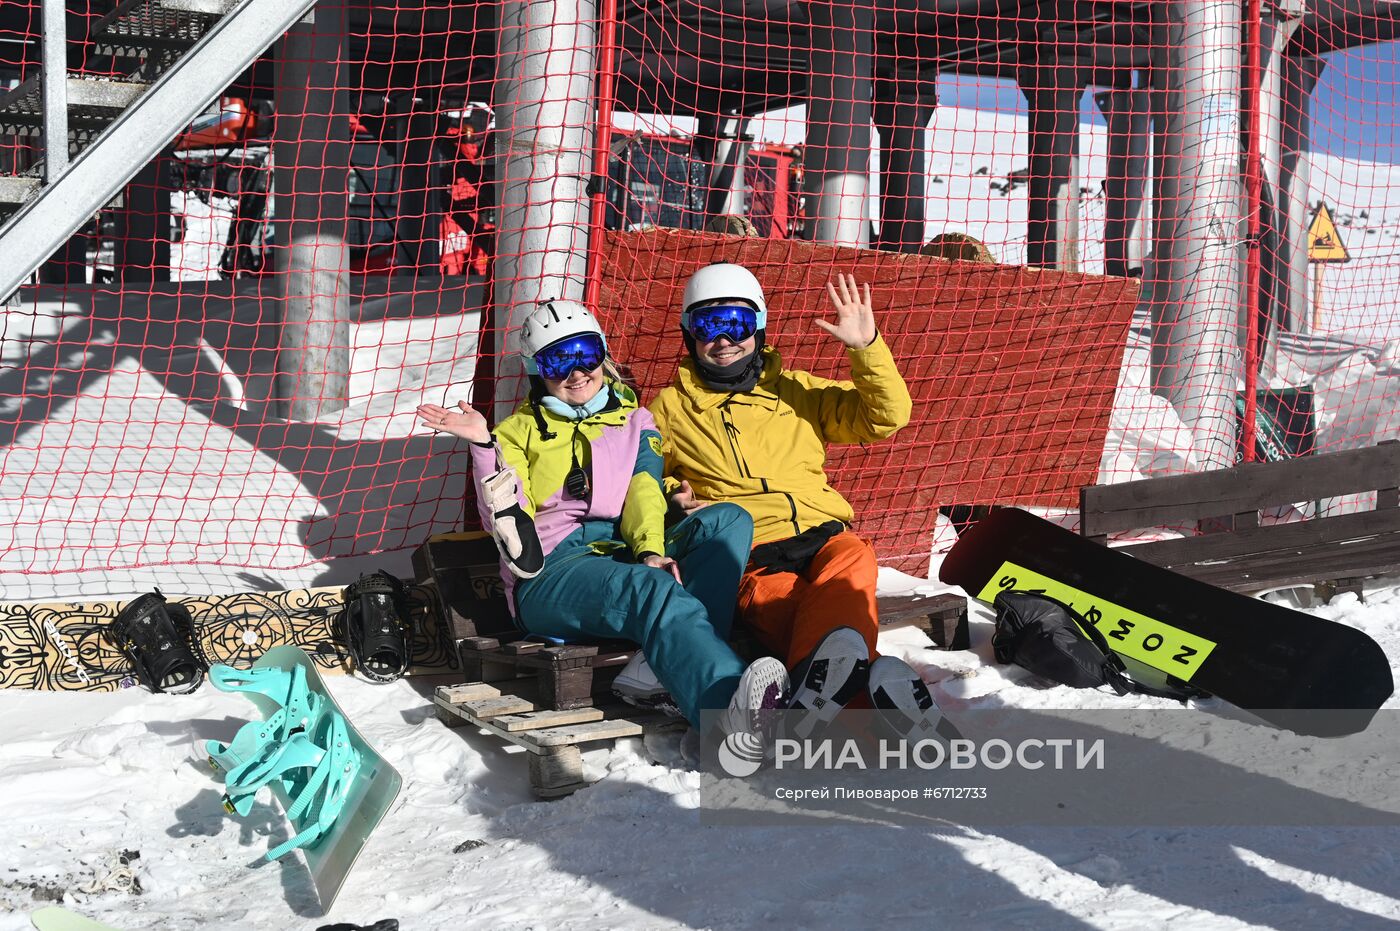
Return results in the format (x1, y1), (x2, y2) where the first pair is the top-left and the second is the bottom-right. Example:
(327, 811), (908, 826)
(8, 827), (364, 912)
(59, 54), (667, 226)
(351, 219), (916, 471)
(0, 0), (319, 300)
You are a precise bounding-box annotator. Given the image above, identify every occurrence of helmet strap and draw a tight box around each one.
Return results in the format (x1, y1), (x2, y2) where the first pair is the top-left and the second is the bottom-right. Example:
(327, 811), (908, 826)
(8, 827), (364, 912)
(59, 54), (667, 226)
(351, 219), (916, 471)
(683, 330), (766, 393)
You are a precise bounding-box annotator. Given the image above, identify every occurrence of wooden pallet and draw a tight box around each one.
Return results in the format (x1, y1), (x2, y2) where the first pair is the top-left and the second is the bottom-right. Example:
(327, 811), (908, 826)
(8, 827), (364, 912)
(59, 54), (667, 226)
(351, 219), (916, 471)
(434, 592), (968, 797)
(433, 681), (686, 798)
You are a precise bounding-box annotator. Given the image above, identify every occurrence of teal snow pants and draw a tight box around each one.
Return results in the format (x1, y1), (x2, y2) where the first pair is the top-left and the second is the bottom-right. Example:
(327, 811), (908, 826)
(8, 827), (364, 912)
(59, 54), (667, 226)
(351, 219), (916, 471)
(513, 503), (753, 726)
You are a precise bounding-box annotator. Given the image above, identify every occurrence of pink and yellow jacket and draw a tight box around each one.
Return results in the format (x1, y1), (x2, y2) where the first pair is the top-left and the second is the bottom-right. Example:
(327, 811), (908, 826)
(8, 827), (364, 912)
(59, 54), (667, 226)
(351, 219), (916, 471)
(468, 381), (668, 607)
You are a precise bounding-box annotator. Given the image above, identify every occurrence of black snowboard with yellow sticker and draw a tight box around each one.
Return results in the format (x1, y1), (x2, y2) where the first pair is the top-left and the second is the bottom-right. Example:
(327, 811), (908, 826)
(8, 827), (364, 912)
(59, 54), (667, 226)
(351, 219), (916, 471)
(940, 508), (1393, 736)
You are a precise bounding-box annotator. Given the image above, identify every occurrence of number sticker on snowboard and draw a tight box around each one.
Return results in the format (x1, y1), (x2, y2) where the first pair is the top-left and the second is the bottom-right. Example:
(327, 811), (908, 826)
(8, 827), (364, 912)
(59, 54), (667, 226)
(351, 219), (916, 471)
(978, 561), (1217, 679)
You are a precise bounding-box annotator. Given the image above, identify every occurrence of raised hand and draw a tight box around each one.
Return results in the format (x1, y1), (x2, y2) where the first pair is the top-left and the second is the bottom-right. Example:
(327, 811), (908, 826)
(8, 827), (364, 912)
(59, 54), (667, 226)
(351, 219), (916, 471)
(817, 272), (877, 349)
(417, 401), (492, 444)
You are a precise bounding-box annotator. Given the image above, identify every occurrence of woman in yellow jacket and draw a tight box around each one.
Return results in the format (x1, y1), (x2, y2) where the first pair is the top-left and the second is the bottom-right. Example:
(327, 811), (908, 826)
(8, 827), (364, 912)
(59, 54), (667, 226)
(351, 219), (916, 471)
(650, 265), (933, 734)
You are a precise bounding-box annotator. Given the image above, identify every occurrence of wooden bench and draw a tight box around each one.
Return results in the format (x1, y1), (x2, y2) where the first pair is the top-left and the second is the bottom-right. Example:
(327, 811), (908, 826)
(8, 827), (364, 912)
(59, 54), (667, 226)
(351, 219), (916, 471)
(1079, 441), (1400, 595)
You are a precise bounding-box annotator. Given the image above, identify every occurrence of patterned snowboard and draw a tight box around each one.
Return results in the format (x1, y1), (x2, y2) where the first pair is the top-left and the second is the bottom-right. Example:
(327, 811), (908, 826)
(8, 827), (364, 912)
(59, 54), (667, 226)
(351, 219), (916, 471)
(0, 581), (457, 692)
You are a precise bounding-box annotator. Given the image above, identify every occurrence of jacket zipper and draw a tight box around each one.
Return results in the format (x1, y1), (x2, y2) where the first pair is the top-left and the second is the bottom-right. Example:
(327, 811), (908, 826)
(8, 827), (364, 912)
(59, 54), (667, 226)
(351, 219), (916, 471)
(720, 398), (801, 536)
(718, 400), (753, 478)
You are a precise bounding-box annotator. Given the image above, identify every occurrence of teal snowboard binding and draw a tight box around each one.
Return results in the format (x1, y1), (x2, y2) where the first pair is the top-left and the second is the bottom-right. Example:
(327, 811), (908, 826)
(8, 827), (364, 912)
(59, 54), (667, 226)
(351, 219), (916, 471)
(203, 646), (401, 912)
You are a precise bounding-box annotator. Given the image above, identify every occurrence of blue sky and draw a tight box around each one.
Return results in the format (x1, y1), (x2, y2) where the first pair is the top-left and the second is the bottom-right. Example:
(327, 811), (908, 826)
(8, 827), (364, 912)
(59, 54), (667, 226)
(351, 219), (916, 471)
(936, 40), (1398, 163)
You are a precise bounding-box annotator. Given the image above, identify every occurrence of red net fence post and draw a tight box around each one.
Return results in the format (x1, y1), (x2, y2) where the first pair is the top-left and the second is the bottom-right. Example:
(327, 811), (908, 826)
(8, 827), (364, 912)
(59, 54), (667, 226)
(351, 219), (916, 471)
(1242, 0), (1266, 464)
(0, 2), (1399, 592)
(584, 0), (620, 316)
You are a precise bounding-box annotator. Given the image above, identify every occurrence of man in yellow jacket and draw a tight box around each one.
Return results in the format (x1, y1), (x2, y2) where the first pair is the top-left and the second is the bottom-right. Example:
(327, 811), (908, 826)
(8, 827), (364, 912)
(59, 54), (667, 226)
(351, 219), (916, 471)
(651, 263), (928, 728)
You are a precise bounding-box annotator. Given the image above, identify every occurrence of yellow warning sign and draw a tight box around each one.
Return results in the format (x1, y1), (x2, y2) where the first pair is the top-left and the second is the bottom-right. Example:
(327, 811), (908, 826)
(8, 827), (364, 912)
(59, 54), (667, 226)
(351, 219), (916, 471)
(1308, 203), (1351, 263)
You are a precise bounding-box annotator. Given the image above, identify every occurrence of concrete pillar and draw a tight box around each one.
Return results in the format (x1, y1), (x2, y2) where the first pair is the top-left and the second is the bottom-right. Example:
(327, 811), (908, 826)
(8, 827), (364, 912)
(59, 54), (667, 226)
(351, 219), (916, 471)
(1138, 45), (1170, 327)
(699, 112), (749, 223)
(1019, 61), (1086, 270)
(1096, 82), (1151, 278)
(1148, 0), (1245, 469)
(1256, 4), (1306, 373)
(1281, 54), (1326, 338)
(115, 154), (171, 282)
(490, 0), (596, 420)
(874, 76), (937, 253)
(803, 0), (874, 247)
(273, 0), (352, 421)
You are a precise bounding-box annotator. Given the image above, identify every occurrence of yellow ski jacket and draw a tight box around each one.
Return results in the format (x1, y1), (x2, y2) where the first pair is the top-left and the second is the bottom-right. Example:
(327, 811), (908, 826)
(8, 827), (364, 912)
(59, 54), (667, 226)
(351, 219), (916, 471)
(649, 336), (912, 546)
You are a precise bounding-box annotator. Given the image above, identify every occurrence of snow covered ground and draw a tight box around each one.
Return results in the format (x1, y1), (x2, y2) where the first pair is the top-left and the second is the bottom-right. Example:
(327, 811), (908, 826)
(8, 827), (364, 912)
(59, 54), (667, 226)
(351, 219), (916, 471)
(5, 102), (1400, 929)
(5, 583), (1400, 930)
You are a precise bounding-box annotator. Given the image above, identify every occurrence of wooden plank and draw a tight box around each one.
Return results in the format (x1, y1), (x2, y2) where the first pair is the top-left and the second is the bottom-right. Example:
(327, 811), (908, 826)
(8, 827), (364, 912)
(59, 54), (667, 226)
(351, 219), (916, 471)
(436, 682), (501, 704)
(518, 717), (647, 749)
(433, 695), (538, 749)
(501, 640), (546, 655)
(512, 644), (599, 670)
(1135, 538), (1400, 584)
(1118, 508), (1400, 565)
(432, 695), (475, 727)
(462, 695), (536, 719)
(1118, 522), (1400, 593)
(1161, 540), (1400, 592)
(876, 592), (941, 620)
(877, 592), (963, 622)
(540, 644), (599, 662)
(491, 706), (606, 732)
(1081, 442), (1400, 536)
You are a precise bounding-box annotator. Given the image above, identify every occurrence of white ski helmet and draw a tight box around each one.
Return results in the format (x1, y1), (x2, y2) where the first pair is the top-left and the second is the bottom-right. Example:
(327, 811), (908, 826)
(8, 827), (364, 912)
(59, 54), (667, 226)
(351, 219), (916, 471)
(518, 299), (607, 374)
(680, 263), (768, 331)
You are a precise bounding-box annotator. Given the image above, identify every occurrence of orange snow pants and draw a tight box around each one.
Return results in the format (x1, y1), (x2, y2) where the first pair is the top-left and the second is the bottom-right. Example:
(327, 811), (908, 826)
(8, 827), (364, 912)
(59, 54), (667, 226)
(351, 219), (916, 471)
(736, 531), (880, 668)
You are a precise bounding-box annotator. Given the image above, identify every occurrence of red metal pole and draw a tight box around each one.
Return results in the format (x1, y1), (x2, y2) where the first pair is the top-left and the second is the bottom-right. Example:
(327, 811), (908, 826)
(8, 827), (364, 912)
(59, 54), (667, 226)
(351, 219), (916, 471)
(584, 0), (620, 317)
(1240, 0), (1264, 462)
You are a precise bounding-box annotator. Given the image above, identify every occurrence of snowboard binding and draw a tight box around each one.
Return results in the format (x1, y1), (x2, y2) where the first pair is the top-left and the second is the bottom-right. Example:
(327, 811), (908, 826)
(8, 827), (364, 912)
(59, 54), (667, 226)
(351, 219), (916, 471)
(106, 590), (208, 694)
(341, 571), (411, 683)
(206, 655), (364, 860)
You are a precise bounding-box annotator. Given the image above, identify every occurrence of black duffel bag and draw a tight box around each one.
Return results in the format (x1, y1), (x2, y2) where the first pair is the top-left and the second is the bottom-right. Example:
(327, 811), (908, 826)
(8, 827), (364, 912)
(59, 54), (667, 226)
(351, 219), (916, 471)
(992, 590), (1206, 701)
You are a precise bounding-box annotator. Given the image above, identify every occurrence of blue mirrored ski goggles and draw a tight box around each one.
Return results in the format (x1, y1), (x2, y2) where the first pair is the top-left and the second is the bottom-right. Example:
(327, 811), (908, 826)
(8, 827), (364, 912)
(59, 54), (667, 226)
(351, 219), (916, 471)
(531, 333), (607, 381)
(682, 303), (760, 344)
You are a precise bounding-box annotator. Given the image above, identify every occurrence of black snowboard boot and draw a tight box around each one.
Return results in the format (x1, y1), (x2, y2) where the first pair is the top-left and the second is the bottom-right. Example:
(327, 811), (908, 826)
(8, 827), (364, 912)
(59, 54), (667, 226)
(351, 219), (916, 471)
(106, 590), (207, 694)
(786, 626), (870, 740)
(342, 571), (411, 683)
(866, 655), (960, 742)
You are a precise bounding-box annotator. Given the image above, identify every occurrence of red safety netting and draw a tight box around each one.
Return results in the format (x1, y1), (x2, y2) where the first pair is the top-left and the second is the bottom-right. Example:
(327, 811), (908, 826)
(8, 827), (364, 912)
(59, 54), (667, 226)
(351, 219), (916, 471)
(0, 1), (1397, 587)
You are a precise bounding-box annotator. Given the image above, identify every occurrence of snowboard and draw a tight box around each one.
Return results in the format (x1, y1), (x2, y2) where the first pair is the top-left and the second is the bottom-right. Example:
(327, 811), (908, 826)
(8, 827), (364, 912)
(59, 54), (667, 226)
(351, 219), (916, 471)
(939, 507), (1394, 736)
(208, 645), (401, 914)
(0, 581), (456, 692)
(30, 906), (120, 930)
